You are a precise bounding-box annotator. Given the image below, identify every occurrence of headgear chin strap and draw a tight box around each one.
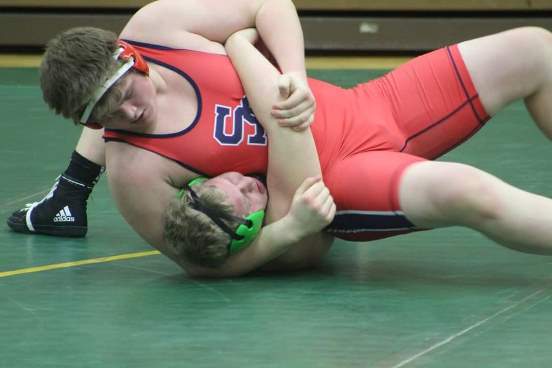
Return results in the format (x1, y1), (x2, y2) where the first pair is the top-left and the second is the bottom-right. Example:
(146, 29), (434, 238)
(79, 40), (150, 129)
(181, 176), (265, 254)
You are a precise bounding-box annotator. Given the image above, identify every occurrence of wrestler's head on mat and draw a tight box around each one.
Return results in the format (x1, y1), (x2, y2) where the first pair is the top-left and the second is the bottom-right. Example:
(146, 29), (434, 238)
(164, 172), (267, 268)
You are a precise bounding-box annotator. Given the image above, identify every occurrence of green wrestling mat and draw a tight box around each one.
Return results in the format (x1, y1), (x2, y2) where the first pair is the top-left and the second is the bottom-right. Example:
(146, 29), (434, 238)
(1, 67), (551, 368)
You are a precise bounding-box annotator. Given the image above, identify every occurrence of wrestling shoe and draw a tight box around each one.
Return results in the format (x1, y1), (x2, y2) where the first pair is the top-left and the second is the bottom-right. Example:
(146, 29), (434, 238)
(6, 175), (91, 237)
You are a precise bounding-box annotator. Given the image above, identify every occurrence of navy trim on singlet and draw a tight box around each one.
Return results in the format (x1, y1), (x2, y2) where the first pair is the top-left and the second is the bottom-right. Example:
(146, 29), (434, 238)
(327, 210), (415, 234)
(398, 96), (479, 153)
(104, 47), (203, 138)
(398, 46), (490, 158)
(103, 137), (209, 176)
(446, 46), (487, 125)
(123, 39), (230, 57)
(122, 39), (175, 50)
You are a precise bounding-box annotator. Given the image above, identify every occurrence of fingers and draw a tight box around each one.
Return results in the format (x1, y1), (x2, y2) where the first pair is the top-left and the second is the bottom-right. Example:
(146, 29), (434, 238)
(278, 109), (315, 130)
(271, 73), (316, 130)
(273, 87), (313, 111)
(289, 177), (335, 232)
(320, 194), (336, 223)
(302, 180), (332, 206)
(290, 113), (315, 131)
(302, 180), (335, 225)
(271, 98), (314, 120)
(277, 74), (292, 99)
(294, 176), (322, 196)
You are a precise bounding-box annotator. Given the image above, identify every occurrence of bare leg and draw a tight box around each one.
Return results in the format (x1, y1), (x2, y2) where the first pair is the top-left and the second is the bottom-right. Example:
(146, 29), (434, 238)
(400, 161), (552, 254)
(75, 127), (106, 166)
(459, 27), (552, 137)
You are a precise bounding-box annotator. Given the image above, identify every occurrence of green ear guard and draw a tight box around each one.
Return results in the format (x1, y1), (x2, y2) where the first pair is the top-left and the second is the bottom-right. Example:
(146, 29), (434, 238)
(181, 176), (265, 254)
(230, 209), (265, 253)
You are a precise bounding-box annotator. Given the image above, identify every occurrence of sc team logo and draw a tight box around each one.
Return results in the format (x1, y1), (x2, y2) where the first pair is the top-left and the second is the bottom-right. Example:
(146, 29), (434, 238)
(214, 97), (267, 146)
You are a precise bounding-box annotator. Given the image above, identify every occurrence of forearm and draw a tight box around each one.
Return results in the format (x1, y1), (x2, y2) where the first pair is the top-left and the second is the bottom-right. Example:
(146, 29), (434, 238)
(183, 215), (312, 278)
(255, 0), (306, 78)
(226, 32), (320, 219)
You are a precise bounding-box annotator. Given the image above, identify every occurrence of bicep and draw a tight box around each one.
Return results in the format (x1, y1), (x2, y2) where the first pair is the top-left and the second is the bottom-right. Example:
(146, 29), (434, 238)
(122, 0), (263, 45)
(106, 156), (177, 259)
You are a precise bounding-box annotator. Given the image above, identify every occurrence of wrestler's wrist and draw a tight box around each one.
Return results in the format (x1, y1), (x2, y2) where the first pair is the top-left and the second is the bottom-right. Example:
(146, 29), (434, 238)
(278, 215), (314, 244)
(285, 70), (307, 82)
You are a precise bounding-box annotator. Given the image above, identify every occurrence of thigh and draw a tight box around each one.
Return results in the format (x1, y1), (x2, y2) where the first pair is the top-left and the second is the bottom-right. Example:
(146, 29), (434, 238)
(324, 151), (426, 241)
(398, 160), (498, 229)
(459, 27), (552, 116)
(367, 45), (490, 159)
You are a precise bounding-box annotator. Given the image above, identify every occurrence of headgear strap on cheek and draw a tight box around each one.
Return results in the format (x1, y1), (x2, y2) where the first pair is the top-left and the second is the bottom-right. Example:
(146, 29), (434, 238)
(79, 40), (149, 127)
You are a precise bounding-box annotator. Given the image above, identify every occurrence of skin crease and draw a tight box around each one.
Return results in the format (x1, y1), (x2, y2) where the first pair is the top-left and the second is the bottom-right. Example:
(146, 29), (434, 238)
(198, 172), (268, 217)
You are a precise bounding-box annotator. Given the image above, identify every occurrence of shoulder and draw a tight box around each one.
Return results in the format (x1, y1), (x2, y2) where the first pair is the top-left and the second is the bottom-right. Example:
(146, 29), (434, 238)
(120, 0), (189, 44)
(106, 141), (160, 175)
(105, 142), (167, 186)
(105, 141), (198, 189)
(120, 0), (264, 49)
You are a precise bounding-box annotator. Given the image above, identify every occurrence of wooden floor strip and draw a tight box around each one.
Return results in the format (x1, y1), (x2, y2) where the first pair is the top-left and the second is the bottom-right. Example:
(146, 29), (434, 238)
(0, 54), (410, 69)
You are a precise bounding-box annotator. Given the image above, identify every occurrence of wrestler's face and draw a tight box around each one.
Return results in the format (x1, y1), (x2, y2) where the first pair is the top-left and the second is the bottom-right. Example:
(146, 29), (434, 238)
(201, 172), (268, 217)
(100, 71), (157, 131)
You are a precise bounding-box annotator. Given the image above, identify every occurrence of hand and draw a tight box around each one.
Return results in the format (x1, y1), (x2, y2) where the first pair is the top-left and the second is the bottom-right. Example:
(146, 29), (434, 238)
(271, 72), (316, 131)
(287, 176), (336, 237)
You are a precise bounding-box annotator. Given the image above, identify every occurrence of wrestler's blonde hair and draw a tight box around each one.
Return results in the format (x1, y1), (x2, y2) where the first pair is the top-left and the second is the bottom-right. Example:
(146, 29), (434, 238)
(40, 26), (125, 124)
(164, 187), (242, 268)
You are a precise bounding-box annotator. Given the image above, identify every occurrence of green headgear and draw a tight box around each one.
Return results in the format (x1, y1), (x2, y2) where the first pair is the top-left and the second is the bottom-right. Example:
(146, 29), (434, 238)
(180, 176), (265, 254)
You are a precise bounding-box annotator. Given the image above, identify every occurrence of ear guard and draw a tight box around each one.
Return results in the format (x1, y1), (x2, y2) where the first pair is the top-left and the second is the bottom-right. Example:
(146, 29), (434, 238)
(231, 210), (264, 253)
(79, 40), (149, 129)
(182, 176), (265, 254)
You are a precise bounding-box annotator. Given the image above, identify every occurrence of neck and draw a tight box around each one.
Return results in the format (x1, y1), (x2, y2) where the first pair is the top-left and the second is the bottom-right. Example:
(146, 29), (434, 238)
(149, 66), (168, 94)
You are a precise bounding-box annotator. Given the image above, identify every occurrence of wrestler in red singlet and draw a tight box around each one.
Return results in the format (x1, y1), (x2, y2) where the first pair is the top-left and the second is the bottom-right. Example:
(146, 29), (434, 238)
(104, 40), (489, 241)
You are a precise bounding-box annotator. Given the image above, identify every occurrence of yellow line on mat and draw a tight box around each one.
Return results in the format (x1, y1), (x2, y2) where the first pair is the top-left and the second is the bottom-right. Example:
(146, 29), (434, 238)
(0, 250), (160, 278)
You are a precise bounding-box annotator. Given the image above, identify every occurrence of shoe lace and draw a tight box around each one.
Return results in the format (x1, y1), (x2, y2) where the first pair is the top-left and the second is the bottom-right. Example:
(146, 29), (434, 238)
(23, 176), (60, 209)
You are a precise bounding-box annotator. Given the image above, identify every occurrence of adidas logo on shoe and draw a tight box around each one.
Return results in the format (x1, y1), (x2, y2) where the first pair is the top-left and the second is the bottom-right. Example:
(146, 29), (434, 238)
(53, 206), (75, 223)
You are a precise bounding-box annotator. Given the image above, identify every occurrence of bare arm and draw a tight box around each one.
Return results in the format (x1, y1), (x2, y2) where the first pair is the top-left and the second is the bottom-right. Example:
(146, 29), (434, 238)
(226, 30), (321, 218)
(105, 142), (315, 278)
(122, 0), (314, 126)
(105, 143), (187, 259)
(121, 0), (305, 75)
(196, 29), (336, 276)
(107, 150), (333, 278)
(177, 30), (335, 278)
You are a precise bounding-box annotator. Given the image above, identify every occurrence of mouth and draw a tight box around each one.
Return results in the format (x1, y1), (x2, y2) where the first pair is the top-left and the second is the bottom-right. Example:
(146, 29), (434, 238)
(136, 107), (148, 123)
(132, 112), (143, 124)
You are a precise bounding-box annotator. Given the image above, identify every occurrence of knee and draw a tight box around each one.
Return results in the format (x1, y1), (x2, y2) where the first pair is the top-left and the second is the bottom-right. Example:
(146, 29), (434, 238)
(516, 27), (552, 62)
(431, 164), (502, 226)
(513, 26), (552, 46)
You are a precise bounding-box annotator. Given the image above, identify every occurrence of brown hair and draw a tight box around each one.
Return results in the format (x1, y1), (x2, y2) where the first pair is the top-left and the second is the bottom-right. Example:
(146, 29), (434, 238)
(164, 187), (242, 268)
(40, 26), (125, 124)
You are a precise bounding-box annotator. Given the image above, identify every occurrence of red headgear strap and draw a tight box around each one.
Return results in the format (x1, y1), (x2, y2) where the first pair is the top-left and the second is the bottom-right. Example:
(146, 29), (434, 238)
(116, 40), (149, 75)
(80, 40), (150, 129)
